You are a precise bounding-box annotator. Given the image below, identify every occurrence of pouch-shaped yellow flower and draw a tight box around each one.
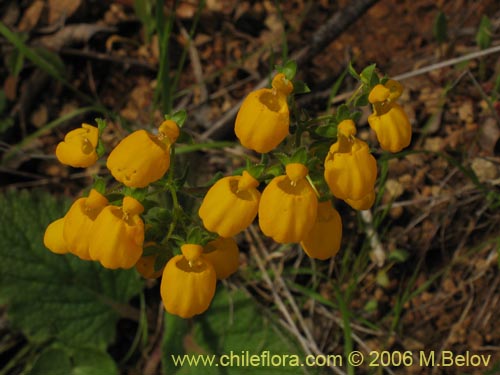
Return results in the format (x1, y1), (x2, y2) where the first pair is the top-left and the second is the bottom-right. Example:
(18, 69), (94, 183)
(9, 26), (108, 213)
(324, 120), (377, 201)
(161, 244), (216, 319)
(234, 73), (293, 153)
(56, 123), (99, 167)
(106, 120), (179, 188)
(199, 171), (260, 237)
(368, 81), (411, 153)
(44, 218), (69, 255)
(258, 163), (318, 243)
(89, 196), (144, 269)
(300, 201), (342, 260)
(203, 237), (239, 280)
(63, 189), (109, 260)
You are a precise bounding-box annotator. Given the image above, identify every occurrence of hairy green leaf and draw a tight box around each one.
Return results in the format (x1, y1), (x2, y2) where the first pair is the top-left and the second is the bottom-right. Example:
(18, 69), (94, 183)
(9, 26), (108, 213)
(162, 288), (313, 374)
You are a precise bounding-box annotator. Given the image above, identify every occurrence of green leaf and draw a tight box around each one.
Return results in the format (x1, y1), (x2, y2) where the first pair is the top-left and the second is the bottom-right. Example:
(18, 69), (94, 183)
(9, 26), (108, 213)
(281, 60), (297, 80)
(433, 11), (447, 44)
(292, 80), (310, 95)
(476, 15), (492, 50)
(6, 48), (25, 76)
(359, 63), (377, 85)
(29, 347), (118, 375)
(347, 61), (359, 80)
(162, 288), (312, 374)
(167, 109), (188, 127)
(335, 104), (350, 121)
(314, 124), (337, 138)
(0, 190), (143, 349)
(388, 249), (410, 263)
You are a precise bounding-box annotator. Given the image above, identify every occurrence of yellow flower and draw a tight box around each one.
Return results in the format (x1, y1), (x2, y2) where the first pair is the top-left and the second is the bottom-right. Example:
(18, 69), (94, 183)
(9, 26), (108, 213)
(106, 120), (179, 188)
(89, 196), (144, 269)
(368, 80), (411, 153)
(135, 243), (164, 279)
(55, 123), (99, 167)
(44, 218), (69, 255)
(258, 163), (318, 243)
(344, 190), (376, 211)
(135, 255), (164, 279)
(63, 189), (109, 260)
(324, 120), (377, 201)
(234, 73), (293, 153)
(198, 170), (260, 237)
(300, 201), (342, 260)
(203, 237), (239, 280)
(161, 244), (216, 318)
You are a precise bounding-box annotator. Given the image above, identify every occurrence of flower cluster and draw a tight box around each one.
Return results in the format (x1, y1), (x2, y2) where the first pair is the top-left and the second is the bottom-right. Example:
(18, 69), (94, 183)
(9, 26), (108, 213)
(44, 63), (412, 319)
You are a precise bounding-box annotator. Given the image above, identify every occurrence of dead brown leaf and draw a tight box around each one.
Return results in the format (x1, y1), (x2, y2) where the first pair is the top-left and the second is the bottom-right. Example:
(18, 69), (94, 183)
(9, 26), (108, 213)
(18, 0), (44, 32)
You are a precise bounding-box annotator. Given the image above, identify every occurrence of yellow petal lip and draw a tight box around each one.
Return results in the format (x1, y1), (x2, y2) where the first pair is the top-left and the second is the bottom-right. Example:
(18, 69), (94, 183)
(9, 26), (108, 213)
(337, 119), (357, 138)
(368, 84), (391, 104)
(285, 163), (308, 183)
(181, 244), (203, 263)
(123, 196), (144, 216)
(55, 124), (99, 168)
(271, 73), (294, 96)
(158, 120), (180, 144)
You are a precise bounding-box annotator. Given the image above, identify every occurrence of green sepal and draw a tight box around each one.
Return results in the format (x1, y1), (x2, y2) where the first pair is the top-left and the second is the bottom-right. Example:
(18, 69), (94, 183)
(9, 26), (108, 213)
(278, 60), (297, 81)
(91, 176), (106, 195)
(289, 146), (308, 165)
(185, 226), (214, 247)
(165, 109), (187, 127)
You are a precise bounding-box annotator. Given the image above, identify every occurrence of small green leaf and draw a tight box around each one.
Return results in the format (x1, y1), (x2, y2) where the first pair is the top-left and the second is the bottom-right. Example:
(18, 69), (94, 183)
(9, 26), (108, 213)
(335, 104), (350, 121)
(476, 15), (492, 50)
(348, 61), (360, 80)
(91, 176), (107, 195)
(354, 93), (369, 107)
(314, 124), (337, 138)
(360, 64), (377, 85)
(388, 249), (410, 263)
(433, 11), (447, 44)
(292, 80), (310, 94)
(281, 60), (297, 80)
(376, 270), (390, 288)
